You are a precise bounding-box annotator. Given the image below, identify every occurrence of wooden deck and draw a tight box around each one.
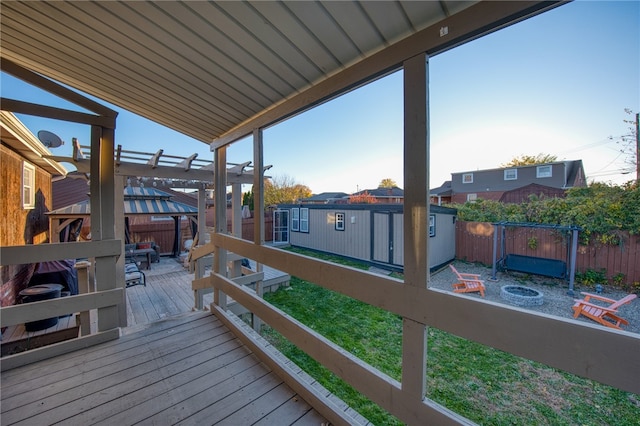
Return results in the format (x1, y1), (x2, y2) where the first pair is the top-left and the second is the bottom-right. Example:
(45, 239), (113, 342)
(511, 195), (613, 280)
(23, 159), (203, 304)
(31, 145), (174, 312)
(1, 311), (329, 425)
(1, 257), (290, 345)
(125, 257), (290, 328)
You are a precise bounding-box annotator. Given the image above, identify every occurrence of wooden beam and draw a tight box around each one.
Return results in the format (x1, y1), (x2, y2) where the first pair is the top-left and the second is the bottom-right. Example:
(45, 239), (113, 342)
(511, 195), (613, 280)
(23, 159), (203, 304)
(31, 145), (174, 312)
(0, 329), (120, 371)
(211, 1), (565, 148)
(0, 289), (123, 327)
(0, 98), (114, 128)
(176, 153), (198, 171)
(0, 58), (117, 118)
(147, 149), (164, 168)
(72, 137), (85, 160)
(0, 240), (121, 266)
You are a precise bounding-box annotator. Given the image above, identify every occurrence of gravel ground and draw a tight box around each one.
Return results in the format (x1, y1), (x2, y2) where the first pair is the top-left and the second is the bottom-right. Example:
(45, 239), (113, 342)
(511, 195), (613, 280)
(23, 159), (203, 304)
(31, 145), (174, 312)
(428, 261), (640, 335)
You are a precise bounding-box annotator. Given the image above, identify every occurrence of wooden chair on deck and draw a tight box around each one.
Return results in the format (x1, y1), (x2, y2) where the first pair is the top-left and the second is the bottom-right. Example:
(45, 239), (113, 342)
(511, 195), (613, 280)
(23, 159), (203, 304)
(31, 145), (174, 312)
(572, 293), (637, 329)
(449, 264), (485, 297)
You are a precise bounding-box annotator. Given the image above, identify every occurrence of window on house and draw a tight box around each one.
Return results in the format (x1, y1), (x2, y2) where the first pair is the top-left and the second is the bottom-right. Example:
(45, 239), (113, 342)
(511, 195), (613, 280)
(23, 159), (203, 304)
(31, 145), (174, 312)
(462, 173), (473, 183)
(537, 165), (552, 178)
(467, 193), (477, 202)
(429, 214), (436, 237)
(291, 208), (300, 231)
(23, 161), (36, 209)
(335, 212), (345, 231)
(300, 207), (309, 233)
(504, 169), (517, 180)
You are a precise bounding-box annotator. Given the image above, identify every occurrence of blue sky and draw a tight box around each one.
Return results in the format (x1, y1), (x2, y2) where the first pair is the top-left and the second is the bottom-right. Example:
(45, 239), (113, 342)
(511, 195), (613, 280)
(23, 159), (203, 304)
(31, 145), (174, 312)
(2, 0), (638, 194)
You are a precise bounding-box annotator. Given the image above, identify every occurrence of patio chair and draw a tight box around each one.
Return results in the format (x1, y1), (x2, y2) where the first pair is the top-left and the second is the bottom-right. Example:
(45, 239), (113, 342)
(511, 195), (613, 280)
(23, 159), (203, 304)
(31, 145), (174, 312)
(572, 292), (637, 329)
(125, 262), (146, 288)
(449, 264), (485, 297)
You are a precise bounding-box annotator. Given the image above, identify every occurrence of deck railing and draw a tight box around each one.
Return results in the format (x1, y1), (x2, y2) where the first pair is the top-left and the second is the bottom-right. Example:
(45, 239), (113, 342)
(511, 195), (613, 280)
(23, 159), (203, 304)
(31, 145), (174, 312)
(0, 240), (123, 370)
(202, 233), (640, 425)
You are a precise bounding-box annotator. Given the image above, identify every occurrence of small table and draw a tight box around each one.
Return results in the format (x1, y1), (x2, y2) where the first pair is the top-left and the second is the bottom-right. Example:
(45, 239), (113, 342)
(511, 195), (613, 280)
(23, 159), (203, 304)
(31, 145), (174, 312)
(127, 248), (155, 270)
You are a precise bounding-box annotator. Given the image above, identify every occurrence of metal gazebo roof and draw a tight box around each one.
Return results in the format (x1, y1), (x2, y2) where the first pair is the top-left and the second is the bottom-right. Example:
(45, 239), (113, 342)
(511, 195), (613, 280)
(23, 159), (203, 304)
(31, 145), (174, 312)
(47, 187), (198, 217)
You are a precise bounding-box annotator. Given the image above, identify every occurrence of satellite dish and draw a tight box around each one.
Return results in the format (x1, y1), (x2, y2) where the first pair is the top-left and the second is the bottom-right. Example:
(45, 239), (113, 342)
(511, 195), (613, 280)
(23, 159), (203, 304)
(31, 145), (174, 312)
(37, 130), (64, 148)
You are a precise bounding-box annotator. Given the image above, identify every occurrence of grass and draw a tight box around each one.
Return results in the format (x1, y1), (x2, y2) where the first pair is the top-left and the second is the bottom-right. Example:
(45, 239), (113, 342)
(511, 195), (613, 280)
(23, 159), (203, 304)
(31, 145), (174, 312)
(261, 248), (640, 425)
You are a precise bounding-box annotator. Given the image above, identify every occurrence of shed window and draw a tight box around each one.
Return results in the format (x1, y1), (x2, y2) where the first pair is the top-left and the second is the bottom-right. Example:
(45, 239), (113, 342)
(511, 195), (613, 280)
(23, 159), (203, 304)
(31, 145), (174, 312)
(462, 173), (473, 183)
(429, 214), (436, 237)
(504, 169), (517, 180)
(300, 208), (309, 233)
(335, 212), (345, 231)
(537, 165), (552, 178)
(291, 208), (300, 231)
(23, 161), (36, 209)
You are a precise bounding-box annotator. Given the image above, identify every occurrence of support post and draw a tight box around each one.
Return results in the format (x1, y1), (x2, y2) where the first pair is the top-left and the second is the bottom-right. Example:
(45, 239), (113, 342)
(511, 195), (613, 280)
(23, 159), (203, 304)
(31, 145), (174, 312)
(213, 146), (227, 310)
(92, 125), (119, 332)
(252, 128), (265, 332)
(491, 223), (499, 280)
(568, 228), (579, 296)
(401, 52), (428, 401)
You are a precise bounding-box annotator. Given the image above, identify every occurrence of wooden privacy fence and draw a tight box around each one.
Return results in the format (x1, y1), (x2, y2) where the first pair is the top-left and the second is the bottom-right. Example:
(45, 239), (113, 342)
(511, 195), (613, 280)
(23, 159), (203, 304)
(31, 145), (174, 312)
(455, 220), (640, 284)
(129, 215), (275, 255)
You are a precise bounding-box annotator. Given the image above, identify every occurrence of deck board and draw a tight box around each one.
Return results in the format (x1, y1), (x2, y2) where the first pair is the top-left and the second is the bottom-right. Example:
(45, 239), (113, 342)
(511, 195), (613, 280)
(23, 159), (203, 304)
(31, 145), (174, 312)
(1, 311), (329, 425)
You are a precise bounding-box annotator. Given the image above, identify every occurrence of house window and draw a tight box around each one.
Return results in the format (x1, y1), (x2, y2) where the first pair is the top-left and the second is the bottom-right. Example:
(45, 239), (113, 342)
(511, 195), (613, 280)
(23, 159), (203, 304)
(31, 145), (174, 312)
(291, 208), (300, 231)
(537, 165), (552, 178)
(504, 169), (517, 180)
(22, 161), (36, 209)
(429, 214), (436, 237)
(300, 207), (309, 233)
(466, 193), (477, 202)
(462, 173), (473, 184)
(335, 212), (345, 231)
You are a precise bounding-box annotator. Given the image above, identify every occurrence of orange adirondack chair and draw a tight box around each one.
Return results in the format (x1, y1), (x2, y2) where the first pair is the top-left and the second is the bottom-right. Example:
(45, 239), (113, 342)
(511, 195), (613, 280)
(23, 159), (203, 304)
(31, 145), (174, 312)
(449, 264), (485, 297)
(572, 293), (637, 329)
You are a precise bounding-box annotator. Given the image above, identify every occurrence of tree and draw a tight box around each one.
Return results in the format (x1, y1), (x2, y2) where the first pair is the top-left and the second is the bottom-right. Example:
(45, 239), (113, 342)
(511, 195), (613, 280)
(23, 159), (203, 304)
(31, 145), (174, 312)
(610, 108), (638, 184)
(379, 178), (397, 188)
(501, 153), (558, 167)
(263, 174), (312, 206)
(349, 191), (377, 204)
(242, 187), (254, 211)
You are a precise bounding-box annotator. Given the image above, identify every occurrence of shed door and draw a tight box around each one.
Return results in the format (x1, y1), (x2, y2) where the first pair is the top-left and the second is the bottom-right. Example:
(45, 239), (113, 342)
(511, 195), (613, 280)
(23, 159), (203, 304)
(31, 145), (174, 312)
(372, 212), (393, 264)
(372, 212), (403, 266)
(273, 209), (289, 243)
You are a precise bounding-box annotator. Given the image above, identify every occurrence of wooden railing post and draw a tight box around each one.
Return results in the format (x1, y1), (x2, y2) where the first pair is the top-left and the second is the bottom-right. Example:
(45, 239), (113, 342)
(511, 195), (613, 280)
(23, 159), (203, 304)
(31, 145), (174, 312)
(75, 260), (92, 335)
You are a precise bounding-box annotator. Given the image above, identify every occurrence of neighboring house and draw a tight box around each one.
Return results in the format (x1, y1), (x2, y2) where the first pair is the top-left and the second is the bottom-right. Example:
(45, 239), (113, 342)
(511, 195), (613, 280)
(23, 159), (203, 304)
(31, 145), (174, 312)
(276, 203), (456, 271)
(349, 186), (404, 204)
(300, 192), (349, 204)
(429, 180), (452, 205)
(0, 111), (67, 306)
(450, 160), (586, 204)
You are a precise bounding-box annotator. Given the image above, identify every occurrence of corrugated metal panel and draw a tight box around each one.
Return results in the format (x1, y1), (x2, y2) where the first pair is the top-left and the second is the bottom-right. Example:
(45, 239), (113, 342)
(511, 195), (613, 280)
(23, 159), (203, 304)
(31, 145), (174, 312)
(0, 0), (505, 144)
(47, 198), (197, 216)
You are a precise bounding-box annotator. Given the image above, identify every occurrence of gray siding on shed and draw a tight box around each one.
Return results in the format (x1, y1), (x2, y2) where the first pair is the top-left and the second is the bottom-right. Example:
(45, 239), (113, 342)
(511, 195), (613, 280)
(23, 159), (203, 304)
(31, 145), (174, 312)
(290, 209), (371, 260)
(281, 204), (456, 270)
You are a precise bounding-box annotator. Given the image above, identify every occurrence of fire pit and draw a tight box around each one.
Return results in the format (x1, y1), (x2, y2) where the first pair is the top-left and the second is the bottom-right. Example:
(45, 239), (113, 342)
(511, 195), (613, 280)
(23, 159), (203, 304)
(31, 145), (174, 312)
(500, 285), (544, 307)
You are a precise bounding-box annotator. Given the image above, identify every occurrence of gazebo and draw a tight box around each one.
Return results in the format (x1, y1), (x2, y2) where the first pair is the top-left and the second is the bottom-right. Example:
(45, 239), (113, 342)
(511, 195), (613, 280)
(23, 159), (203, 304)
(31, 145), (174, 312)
(47, 187), (198, 257)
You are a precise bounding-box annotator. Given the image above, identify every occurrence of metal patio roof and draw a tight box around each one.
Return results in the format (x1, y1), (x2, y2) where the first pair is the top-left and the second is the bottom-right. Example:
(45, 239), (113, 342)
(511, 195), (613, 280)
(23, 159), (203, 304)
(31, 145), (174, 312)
(47, 187), (198, 217)
(1, 1), (563, 147)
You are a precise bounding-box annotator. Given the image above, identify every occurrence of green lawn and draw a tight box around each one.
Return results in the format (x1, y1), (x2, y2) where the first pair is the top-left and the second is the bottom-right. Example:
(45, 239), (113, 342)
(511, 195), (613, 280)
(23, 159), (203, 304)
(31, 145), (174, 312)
(261, 248), (640, 425)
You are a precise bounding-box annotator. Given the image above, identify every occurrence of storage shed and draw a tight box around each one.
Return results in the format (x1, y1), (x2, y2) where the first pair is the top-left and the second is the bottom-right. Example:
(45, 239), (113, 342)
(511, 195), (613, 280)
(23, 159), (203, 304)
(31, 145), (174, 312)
(276, 203), (457, 271)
